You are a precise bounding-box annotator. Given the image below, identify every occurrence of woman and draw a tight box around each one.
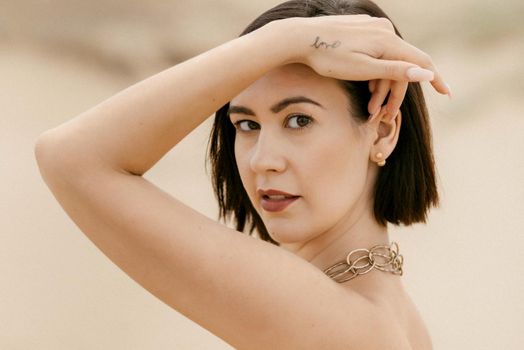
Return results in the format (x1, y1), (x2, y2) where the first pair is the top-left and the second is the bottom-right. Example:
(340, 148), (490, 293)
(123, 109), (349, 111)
(35, 0), (450, 348)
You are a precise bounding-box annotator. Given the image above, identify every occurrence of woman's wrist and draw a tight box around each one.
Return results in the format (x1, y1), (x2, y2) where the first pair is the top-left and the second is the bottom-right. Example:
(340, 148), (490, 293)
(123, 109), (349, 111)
(250, 17), (306, 67)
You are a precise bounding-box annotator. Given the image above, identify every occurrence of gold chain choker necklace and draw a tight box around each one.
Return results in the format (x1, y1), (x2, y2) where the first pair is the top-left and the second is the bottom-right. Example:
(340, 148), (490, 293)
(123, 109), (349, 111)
(323, 242), (404, 283)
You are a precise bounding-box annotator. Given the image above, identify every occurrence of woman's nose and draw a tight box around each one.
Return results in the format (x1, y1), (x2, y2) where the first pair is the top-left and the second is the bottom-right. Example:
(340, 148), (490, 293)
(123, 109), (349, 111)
(249, 131), (286, 173)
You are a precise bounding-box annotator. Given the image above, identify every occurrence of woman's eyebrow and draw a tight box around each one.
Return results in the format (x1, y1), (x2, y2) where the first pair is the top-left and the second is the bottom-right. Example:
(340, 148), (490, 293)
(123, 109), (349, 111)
(270, 96), (324, 113)
(228, 105), (255, 116)
(228, 96), (325, 117)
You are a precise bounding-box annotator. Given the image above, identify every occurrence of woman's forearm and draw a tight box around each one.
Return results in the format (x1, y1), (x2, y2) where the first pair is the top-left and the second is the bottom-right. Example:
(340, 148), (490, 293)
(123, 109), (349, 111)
(36, 15), (446, 177)
(37, 20), (292, 176)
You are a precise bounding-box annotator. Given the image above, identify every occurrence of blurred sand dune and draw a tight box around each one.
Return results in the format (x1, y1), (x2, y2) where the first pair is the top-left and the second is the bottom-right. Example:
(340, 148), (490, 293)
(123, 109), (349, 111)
(1, 1), (523, 349)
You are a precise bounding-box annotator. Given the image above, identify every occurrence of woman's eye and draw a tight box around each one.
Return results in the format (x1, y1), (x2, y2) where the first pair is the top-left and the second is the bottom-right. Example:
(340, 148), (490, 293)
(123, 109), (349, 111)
(234, 120), (260, 132)
(286, 114), (313, 129)
(233, 115), (312, 132)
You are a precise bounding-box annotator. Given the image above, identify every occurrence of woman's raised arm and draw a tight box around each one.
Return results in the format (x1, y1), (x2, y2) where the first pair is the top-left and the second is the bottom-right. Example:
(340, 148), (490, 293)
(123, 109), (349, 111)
(36, 16), (446, 176)
(34, 16), (444, 349)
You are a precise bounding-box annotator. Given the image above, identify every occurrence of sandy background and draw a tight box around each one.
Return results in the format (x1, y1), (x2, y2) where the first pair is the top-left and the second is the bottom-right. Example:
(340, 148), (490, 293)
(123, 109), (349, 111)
(1, 0), (523, 349)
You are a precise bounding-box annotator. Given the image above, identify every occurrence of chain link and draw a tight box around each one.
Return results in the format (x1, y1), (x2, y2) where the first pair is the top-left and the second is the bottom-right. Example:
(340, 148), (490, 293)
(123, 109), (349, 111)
(323, 242), (404, 283)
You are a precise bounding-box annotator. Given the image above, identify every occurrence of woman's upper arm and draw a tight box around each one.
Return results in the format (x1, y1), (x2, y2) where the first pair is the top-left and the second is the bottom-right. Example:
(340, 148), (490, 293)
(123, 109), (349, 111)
(35, 135), (389, 349)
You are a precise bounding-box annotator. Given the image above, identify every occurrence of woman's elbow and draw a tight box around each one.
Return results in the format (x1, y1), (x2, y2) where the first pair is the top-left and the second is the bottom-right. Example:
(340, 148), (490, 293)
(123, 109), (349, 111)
(34, 129), (86, 185)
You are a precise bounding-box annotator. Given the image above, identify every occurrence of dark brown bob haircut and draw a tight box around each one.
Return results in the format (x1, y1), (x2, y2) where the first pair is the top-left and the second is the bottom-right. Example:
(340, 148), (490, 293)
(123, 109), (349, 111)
(208, 0), (439, 246)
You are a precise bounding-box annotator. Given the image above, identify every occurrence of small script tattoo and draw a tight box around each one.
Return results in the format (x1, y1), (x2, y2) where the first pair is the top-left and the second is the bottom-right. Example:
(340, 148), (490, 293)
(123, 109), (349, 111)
(310, 36), (341, 49)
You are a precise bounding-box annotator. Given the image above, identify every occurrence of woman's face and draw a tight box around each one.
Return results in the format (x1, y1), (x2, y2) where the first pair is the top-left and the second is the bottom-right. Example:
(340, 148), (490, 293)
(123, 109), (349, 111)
(229, 64), (376, 244)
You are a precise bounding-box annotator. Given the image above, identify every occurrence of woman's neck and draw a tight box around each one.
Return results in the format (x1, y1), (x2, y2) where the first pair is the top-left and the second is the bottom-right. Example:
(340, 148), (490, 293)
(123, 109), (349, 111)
(283, 205), (389, 270)
(278, 165), (403, 295)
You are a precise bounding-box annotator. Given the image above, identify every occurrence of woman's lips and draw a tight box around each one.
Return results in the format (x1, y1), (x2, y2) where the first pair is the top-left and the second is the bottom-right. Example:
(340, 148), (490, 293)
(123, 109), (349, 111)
(260, 196), (299, 212)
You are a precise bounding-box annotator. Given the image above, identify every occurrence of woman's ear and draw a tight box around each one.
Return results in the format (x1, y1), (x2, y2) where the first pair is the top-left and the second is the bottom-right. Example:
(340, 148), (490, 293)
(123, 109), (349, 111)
(368, 107), (402, 164)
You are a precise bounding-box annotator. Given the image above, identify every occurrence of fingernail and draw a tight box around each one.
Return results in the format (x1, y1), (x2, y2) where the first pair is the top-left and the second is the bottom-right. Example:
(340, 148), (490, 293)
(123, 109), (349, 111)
(445, 83), (452, 99)
(369, 107), (381, 121)
(406, 67), (434, 81)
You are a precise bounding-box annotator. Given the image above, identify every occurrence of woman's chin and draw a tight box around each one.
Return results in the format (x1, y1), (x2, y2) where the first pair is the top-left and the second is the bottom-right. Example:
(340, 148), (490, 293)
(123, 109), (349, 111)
(265, 224), (315, 245)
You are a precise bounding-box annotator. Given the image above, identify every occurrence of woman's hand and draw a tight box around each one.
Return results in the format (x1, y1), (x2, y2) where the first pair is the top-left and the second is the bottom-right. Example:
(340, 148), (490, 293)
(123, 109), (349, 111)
(277, 15), (450, 120)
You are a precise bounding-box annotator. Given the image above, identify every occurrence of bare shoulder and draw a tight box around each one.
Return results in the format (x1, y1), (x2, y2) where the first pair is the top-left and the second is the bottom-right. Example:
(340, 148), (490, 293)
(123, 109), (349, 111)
(354, 284), (433, 350)
(34, 142), (412, 349)
(396, 293), (434, 350)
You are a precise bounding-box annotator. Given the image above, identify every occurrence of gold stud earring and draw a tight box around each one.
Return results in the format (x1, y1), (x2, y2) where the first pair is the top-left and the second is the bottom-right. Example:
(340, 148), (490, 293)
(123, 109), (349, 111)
(375, 152), (386, 167)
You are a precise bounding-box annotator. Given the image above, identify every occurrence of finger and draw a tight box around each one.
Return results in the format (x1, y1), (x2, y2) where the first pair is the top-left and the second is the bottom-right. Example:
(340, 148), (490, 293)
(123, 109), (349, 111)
(430, 72), (451, 97)
(349, 53), (431, 82)
(353, 55), (450, 98)
(368, 79), (377, 93)
(377, 36), (450, 95)
(368, 79), (390, 115)
(385, 81), (408, 121)
(407, 64), (448, 95)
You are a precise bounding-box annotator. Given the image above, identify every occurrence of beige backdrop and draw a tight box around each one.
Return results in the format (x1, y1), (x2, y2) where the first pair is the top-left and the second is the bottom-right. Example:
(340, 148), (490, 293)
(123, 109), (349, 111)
(2, 0), (523, 349)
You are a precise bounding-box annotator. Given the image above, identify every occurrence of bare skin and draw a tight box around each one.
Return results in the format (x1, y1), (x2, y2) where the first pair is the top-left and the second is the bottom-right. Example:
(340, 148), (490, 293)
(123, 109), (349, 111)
(35, 15), (446, 349)
(229, 63), (433, 349)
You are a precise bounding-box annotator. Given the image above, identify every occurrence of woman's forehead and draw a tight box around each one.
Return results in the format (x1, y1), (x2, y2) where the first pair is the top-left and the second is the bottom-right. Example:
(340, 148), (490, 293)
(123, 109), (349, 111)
(231, 64), (343, 107)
